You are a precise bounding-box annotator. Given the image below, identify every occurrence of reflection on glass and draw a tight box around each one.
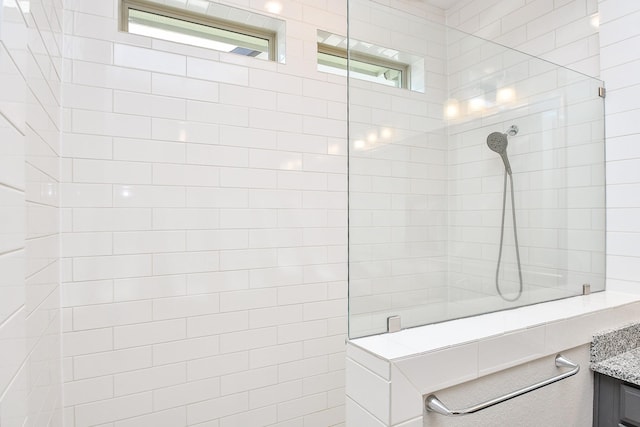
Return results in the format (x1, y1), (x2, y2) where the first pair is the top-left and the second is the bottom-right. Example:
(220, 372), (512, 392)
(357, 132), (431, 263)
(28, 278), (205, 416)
(347, 0), (605, 339)
(128, 8), (270, 60)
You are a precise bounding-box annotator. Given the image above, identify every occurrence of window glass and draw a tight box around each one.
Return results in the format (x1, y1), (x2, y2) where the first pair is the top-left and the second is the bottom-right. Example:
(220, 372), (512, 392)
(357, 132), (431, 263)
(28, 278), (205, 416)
(123, 2), (274, 60)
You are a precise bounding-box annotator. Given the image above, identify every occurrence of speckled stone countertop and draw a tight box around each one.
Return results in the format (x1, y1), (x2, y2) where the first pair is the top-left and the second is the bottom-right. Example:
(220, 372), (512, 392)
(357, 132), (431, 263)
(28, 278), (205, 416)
(591, 322), (640, 386)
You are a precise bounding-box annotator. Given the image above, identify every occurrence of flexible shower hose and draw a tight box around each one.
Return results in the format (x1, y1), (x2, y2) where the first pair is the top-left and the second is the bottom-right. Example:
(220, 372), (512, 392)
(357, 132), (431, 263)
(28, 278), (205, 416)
(495, 170), (523, 301)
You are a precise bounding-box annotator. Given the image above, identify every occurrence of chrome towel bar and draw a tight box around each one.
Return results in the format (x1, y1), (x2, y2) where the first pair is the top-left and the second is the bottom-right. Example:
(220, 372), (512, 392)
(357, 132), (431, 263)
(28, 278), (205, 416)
(425, 354), (580, 416)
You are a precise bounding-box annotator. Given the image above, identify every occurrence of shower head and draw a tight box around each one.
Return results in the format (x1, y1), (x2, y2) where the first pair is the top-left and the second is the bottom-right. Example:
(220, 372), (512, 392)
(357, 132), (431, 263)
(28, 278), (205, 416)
(486, 131), (512, 174)
(487, 132), (508, 154)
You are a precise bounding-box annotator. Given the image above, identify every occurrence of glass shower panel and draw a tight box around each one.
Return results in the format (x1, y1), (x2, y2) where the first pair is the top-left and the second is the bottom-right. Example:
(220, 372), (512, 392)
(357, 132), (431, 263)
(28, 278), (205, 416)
(348, 0), (605, 339)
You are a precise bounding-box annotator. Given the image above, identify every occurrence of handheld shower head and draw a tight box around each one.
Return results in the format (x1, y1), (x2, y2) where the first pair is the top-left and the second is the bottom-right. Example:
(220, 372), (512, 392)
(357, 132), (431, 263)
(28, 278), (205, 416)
(486, 132), (512, 174)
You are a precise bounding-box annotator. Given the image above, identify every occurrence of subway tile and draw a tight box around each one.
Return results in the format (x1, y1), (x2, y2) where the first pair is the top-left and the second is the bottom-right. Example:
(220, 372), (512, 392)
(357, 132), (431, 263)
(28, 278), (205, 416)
(249, 266), (304, 288)
(186, 100), (248, 126)
(62, 279), (113, 307)
(478, 326), (546, 376)
(153, 251), (219, 275)
(72, 60), (152, 93)
(186, 187), (248, 208)
(74, 392), (153, 427)
(72, 110), (151, 139)
(73, 159), (152, 185)
(151, 118), (219, 144)
(303, 369), (344, 395)
(72, 8), (117, 39)
(248, 189), (302, 209)
(153, 335), (219, 366)
(186, 144), (248, 167)
(249, 342), (304, 369)
(186, 310), (249, 338)
(219, 248), (277, 270)
(220, 366), (277, 395)
(219, 126), (277, 150)
(63, 327), (113, 356)
(249, 149), (302, 170)
(219, 327), (277, 354)
(152, 208), (218, 230)
(66, 0), (114, 17)
(153, 294), (220, 320)
(152, 163), (219, 187)
(249, 69), (303, 95)
(114, 407), (186, 427)
(219, 84), (276, 109)
(113, 91), (186, 119)
(249, 109), (303, 133)
(250, 381), (303, 411)
(276, 392), (327, 422)
(0, 308), (28, 395)
(219, 405), (277, 427)
(113, 230), (186, 254)
(278, 283), (327, 305)
(219, 288), (277, 312)
(187, 57), (249, 85)
(113, 138), (186, 164)
(114, 318), (186, 349)
(65, 35), (113, 64)
(186, 270), (249, 295)
(73, 300), (152, 330)
(278, 320), (328, 344)
(249, 228), (303, 248)
(0, 251), (25, 324)
(114, 275), (187, 302)
(62, 83), (112, 111)
(219, 209), (277, 229)
(151, 73), (219, 102)
(153, 377), (220, 411)
(186, 229), (249, 251)
(73, 254), (152, 281)
(62, 183), (112, 208)
(72, 208), (152, 232)
(248, 306), (303, 328)
(114, 44), (186, 75)
(113, 185), (185, 208)
(64, 376), (114, 406)
(114, 363), (186, 396)
(74, 346), (152, 379)
(187, 392), (249, 425)
(63, 133), (113, 160)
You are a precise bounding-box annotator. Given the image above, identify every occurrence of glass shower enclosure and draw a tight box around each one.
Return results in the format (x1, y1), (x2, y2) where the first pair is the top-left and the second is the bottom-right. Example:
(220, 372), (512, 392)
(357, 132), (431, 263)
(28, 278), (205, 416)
(347, 0), (606, 338)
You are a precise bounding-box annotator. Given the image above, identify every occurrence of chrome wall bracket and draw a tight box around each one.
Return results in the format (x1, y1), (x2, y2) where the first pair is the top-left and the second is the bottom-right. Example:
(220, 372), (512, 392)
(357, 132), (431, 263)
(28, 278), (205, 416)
(599, 87), (606, 98)
(387, 315), (401, 333)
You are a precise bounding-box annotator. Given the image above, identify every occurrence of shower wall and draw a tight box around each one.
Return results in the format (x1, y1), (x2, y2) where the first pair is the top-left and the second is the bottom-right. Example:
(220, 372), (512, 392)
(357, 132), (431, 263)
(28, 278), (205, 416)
(444, 0), (640, 299)
(445, 28), (605, 313)
(0, 0), (63, 425)
(446, 0), (600, 79)
(348, 0), (448, 337)
(348, 0), (606, 338)
(443, 0), (605, 309)
(61, 1), (348, 425)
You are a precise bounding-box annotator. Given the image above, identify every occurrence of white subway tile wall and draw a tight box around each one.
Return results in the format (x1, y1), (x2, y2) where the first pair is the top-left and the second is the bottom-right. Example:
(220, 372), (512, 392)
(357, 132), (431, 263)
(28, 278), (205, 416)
(60, 0), (355, 425)
(1, 0), (639, 425)
(348, 0), (449, 337)
(0, 0), (63, 425)
(447, 0), (600, 78)
(599, 0), (640, 289)
(445, 0), (640, 306)
(348, 0), (606, 338)
(444, 26), (605, 314)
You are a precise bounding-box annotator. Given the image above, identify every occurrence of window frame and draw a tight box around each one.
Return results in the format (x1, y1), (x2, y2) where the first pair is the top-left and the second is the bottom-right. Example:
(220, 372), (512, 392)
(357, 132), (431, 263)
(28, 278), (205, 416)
(317, 43), (410, 89)
(121, 0), (277, 61)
